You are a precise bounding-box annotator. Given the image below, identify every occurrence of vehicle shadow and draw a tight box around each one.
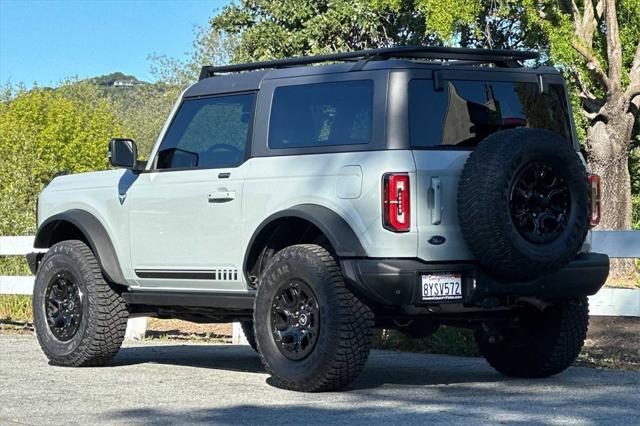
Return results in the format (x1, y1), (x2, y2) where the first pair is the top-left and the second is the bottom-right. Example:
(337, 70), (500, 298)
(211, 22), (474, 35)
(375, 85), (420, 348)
(113, 343), (505, 388)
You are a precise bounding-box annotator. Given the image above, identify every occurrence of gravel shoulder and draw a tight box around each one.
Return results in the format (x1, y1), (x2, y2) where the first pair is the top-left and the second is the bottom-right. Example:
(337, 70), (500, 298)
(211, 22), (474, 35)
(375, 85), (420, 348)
(2, 334), (639, 425)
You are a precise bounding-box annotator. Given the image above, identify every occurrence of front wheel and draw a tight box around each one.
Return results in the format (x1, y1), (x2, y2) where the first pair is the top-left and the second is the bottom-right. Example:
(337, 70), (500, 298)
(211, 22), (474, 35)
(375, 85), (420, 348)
(475, 298), (589, 378)
(254, 244), (373, 392)
(33, 240), (128, 367)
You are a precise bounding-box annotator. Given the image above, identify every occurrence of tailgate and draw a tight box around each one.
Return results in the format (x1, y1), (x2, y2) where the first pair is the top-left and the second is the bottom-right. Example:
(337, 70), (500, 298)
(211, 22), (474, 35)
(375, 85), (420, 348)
(412, 150), (474, 262)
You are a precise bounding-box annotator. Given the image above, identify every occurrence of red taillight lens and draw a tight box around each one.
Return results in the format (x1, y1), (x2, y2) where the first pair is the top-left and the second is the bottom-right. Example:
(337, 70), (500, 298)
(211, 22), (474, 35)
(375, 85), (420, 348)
(588, 174), (601, 226)
(383, 173), (410, 232)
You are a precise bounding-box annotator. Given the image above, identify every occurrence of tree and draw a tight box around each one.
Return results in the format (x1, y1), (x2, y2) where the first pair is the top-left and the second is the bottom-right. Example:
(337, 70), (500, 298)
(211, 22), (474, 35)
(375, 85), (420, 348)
(210, 0), (639, 278)
(0, 82), (125, 237)
(108, 83), (183, 158)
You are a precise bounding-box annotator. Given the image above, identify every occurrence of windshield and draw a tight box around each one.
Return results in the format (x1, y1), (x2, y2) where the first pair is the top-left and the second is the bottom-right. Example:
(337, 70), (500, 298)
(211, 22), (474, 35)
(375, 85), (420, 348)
(409, 80), (572, 148)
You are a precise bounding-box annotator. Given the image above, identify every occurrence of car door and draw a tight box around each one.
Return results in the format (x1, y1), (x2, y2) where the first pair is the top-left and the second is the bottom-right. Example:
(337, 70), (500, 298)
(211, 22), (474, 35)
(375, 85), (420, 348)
(127, 92), (256, 291)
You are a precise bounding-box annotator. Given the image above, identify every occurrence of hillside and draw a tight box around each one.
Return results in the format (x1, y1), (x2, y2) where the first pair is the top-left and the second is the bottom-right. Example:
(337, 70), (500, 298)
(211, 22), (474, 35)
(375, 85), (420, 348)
(88, 72), (148, 88)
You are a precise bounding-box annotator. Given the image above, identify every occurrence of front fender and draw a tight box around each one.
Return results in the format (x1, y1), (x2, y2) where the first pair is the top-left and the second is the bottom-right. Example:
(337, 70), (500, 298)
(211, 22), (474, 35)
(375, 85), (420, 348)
(34, 209), (126, 285)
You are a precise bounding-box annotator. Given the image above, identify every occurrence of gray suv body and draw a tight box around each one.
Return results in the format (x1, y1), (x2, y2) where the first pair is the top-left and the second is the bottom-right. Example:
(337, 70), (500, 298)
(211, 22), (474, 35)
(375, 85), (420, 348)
(28, 47), (609, 391)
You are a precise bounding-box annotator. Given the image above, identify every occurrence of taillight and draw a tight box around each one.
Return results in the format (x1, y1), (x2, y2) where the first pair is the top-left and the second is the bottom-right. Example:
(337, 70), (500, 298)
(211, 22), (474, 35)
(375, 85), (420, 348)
(383, 173), (410, 232)
(588, 174), (601, 226)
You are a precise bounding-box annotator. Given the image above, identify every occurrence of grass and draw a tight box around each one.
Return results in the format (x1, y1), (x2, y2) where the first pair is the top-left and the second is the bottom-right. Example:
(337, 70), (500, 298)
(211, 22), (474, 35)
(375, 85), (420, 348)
(0, 294), (33, 323)
(373, 326), (479, 357)
(0, 295), (32, 323)
(0, 256), (31, 276)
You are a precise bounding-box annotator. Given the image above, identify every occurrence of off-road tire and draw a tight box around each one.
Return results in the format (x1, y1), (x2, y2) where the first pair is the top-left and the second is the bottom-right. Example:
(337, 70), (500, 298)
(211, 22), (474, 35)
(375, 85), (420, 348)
(475, 298), (589, 378)
(458, 128), (590, 281)
(33, 240), (128, 366)
(254, 244), (374, 392)
(241, 321), (258, 352)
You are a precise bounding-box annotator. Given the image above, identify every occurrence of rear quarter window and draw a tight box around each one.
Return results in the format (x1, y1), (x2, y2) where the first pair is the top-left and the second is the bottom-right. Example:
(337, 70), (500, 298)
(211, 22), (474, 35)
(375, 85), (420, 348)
(268, 80), (374, 149)
(409, 80), (572, 149)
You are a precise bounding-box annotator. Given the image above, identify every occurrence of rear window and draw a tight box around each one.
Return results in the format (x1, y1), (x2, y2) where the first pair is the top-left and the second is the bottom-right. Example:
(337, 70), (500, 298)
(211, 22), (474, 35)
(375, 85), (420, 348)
(269, 80), (374, 149)
(409, 80), (572, 148)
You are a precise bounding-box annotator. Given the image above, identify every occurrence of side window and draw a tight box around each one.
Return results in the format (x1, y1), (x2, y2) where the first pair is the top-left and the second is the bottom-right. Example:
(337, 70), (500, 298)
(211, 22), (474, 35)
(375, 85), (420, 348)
(268, 80), (374, 149)
(155, 93), (255, 170)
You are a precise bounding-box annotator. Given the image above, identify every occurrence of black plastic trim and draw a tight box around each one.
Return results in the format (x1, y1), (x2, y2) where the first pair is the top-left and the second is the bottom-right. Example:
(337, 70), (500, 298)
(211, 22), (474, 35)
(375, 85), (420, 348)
(122, 291), (255, 309)
(243, 204), (367, 280)
(34, 210), (127, 285)
(341, 253), (609, 307)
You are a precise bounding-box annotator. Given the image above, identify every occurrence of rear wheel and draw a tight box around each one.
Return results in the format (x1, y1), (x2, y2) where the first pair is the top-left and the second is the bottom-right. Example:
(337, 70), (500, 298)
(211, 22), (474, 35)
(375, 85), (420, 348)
(33, 240), (128, 367)
(254, 244), (373, 392)
(475, 298), (589, 378)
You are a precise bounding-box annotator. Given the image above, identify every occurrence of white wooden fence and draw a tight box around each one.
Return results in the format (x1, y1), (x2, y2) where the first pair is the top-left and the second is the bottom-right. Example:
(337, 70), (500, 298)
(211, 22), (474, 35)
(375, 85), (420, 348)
(0, 236), (147, 340)
(1, 232), (639, 340)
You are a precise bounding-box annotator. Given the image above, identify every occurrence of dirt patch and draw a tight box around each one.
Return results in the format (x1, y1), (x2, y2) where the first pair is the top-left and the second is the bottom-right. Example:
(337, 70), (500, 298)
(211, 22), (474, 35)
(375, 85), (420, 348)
(578, 316), (640, 371)
(145, 318), (232, 343)
(0, 321), (33, 335)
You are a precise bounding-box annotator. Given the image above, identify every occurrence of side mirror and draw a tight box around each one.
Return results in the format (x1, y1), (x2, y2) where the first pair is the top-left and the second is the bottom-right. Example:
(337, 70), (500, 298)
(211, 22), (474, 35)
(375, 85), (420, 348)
(108, 138), (139, 169)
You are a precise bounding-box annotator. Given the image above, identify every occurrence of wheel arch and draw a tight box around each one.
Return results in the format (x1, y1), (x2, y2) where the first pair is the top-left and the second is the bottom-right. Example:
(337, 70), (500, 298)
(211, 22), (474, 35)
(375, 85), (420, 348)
(34, 209), (127, 285)
(243, 204), (367, 284)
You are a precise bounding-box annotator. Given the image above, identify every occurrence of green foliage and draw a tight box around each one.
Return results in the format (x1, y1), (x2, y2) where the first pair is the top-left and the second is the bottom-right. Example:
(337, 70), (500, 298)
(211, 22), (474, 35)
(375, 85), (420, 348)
(0, 82), (124, 236)
(0, 295), (32, 323)
(107, 83), (183, 158)
(211, 0), (434, 62)
(373, 326), (479, 357)
(0, 257), (30, 276)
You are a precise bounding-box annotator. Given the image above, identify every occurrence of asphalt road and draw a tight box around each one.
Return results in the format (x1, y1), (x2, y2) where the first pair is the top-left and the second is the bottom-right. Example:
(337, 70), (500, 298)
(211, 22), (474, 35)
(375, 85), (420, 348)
(1, 335), (639, 425)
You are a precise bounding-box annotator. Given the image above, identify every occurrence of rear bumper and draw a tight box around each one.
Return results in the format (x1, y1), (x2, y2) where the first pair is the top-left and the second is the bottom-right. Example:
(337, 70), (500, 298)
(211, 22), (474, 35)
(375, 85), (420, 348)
(341, 252), (609, 307)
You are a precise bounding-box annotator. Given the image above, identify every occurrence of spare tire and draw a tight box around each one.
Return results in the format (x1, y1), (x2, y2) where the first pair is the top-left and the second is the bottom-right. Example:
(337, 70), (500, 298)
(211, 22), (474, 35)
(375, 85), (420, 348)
(457, 128), (589, 281)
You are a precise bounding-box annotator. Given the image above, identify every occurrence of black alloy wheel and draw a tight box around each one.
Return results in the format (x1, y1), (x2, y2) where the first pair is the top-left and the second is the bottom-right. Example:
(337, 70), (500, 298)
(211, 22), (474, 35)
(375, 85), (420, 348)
(253, 244), (374, 392)
(509, 161), (571, 244)
(33, 240), (128, 367)
(271, 280), (320, 361)
(45, 271), (83, 341)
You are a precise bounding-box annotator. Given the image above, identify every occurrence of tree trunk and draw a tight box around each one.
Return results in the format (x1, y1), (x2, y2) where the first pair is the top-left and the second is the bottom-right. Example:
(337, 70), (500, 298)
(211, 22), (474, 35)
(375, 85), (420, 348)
(586, 98), (637, 279)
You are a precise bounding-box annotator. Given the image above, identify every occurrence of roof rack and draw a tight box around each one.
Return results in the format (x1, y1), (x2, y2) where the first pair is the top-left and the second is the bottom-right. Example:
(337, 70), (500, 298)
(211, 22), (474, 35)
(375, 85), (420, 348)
(199, 46), (539, 80)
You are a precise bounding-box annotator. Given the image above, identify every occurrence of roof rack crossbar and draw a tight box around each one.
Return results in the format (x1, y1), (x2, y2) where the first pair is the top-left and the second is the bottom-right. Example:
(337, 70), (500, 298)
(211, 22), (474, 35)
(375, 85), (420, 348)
(199, 46), (539, 80)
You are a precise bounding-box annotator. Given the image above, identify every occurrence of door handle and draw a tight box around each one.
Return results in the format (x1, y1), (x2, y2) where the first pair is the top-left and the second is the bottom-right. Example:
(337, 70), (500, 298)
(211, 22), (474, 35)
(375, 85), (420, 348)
(431, 177), (443, 225)
(208, 191), (236, 203)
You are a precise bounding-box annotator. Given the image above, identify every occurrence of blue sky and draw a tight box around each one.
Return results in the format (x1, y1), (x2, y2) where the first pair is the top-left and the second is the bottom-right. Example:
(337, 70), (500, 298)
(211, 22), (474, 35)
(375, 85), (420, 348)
(0, 0), (230, 87)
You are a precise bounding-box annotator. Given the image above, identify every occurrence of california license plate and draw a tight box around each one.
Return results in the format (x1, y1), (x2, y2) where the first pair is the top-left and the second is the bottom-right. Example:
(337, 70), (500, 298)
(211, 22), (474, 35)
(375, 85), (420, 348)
(421, 273), (462, 301)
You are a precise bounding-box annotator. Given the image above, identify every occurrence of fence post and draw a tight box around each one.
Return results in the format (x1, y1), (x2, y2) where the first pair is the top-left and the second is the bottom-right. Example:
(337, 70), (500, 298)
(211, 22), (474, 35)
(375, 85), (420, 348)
(232, 322), (249, 345)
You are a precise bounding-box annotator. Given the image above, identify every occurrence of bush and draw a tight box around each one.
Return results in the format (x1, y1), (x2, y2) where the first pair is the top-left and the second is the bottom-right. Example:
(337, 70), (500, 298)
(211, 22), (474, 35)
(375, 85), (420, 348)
(0, 82), (125, 238)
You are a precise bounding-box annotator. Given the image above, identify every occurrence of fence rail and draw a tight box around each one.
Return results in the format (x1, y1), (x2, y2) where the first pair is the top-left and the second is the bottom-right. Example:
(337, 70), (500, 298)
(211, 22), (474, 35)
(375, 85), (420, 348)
(1, 233), (639, 318)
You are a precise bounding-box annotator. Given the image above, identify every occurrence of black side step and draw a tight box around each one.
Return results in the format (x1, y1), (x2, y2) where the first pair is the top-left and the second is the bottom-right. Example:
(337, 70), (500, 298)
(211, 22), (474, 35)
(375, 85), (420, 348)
(122, 291), (255, 310)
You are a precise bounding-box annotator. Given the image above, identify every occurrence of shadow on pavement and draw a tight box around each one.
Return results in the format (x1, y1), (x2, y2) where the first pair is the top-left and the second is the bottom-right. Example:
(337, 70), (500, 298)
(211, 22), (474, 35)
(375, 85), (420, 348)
(113, 343), (506, 388)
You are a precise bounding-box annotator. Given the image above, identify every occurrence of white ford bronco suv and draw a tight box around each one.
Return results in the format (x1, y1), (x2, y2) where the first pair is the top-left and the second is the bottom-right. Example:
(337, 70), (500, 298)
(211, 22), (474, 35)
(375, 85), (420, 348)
(28, 46), (609, 392)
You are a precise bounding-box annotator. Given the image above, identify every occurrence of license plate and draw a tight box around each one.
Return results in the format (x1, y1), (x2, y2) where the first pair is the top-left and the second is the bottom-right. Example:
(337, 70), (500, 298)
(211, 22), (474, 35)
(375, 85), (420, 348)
(421, 273), (462, 301)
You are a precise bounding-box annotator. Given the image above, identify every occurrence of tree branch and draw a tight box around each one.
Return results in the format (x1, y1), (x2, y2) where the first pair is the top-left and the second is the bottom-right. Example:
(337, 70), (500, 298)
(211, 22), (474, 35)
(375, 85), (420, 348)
(604, 0), (622, 92)
(570, 70), (606, 115)
(570, 0), (597, 48)
(625, 83), (640, 101)
(630, 40), (640, 85)
(572, 41), (611, 92)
